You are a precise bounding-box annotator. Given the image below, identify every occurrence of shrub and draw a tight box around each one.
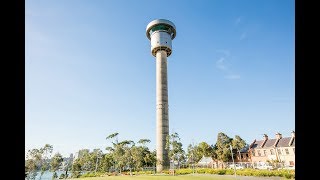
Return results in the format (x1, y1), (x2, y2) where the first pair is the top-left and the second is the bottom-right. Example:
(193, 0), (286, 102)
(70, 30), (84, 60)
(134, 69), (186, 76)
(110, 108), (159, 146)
(79, 172), (105, 178)
(175, 169), (193, 175)
(162, 170), (169, 174)
(165, 168), (294, 179)
(216, 169), (227, 175)
(196, 168), (207, 174)
(59, 173), (66, 179)
(135, 170), (154, 175)
(72, 171), (81, 178)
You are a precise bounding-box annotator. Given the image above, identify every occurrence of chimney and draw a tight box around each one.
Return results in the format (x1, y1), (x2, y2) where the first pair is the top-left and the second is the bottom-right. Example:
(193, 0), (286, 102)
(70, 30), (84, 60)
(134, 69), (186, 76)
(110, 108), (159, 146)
(288, 130), (295, 146)
(249, 139), (256, 149)
(260, 134), (268, 148)
(275, 132), (282, 139)
(273, 132), (282, 147)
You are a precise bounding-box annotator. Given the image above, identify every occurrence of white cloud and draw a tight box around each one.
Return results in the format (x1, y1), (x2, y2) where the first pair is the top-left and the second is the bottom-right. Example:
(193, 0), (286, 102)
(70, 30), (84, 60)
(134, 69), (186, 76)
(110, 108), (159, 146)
(215, 50), (240, 80)
(234, 17), (249, 40)
(225, 74), (241, 79)
(240, 32), (247, 40)
(216, 57), (227, 70)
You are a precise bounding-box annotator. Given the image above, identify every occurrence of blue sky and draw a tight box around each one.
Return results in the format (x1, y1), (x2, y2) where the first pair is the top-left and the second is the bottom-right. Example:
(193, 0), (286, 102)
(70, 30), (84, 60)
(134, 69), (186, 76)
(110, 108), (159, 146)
(26, 0), (295, 158)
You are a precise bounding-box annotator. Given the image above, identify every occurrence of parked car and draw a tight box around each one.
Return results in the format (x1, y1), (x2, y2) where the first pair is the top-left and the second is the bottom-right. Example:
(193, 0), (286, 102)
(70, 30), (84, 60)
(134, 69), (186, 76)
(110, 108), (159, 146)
(278, 165), (295, 170)
(228, 164), (244, 170)
(255, 164), (274, 170)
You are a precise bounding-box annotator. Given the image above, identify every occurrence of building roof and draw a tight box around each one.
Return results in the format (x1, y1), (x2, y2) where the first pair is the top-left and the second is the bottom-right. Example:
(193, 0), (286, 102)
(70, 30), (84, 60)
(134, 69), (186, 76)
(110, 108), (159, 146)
(239, 145), (250, 153)
(197, 156), (213, 165)
(277, 137), (293, 147)
(263, 139), (277, 148)
(250, 137), (294, 149)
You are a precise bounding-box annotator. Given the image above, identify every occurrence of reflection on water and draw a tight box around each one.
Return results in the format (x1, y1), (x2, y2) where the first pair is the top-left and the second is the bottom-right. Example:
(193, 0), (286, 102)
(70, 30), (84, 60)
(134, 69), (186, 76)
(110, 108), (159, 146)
(26, 170), (71, 180)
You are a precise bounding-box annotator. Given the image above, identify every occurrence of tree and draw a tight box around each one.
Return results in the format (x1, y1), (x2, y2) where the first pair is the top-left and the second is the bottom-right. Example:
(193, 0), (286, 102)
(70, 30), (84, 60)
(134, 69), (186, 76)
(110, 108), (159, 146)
(133, 139), (152, 169)
(65, 154), (74, 178)
(137, 139), (151, 146)
(39, 144), (53, 179)
(75, 149), (93, 172)
(60, 154), (73, 178)
(92, 149), (103, 173)
(186, 143), (197, 170)
(231, 135), (247, 162)
(50, 153), (63, 179)
(99, 153), (114, 172)
(166, 132), (186, 169)
(114, 140), (135, 173)
(144, 149), (157, 168)
(71, 158), (82, 178)
(106, 133), (134, 174)
(129, 146), (143, 171)
(197, 142), (214, 157)
(187, 141), (214, 165)
(78, 149), (90, 159)
(25, 144), (53, 180)
(214, 132), (233, 162)
(106, 132), (119, 144)
(25, 158), (38, 180)
(122, 142), (135, 175)
(25, 149), (42, 179)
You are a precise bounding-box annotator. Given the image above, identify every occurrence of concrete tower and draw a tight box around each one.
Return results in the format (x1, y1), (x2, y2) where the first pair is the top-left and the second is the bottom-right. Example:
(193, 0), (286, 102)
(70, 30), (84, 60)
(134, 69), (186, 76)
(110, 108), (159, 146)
(146, 19), (176, 172)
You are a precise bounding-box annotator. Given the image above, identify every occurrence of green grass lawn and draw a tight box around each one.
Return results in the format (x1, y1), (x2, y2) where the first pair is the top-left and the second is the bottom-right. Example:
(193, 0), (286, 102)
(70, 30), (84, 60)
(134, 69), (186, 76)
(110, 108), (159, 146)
(69, 174), (236, 180)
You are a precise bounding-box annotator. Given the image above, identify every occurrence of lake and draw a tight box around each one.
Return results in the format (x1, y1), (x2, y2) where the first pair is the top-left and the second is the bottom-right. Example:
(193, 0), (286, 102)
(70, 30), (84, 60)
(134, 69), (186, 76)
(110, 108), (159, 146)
(26, 170), (70, 180)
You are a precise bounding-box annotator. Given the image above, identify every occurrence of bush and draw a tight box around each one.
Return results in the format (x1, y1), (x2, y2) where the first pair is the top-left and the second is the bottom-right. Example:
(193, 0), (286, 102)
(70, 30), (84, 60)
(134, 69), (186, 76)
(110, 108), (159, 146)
(216, 169), (227, 175)
(59, 173), (66, 179)
(284, 172), (295, 179)
(175, 169), (193, 175)
(162, 168), (294, 179)
(135, 170), (154, 175)
(80, 172), (105, 178)
(71, 171), (81, 178)
(162, 170), (169, 174)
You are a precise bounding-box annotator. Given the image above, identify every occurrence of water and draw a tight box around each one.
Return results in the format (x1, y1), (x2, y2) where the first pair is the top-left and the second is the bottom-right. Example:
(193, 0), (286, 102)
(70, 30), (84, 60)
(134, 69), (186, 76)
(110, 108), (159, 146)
(26, 170), (70, 180)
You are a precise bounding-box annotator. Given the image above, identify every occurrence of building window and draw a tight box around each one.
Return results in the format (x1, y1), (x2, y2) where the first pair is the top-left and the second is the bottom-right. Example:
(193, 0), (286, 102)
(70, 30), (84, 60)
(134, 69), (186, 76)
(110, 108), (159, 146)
(246, 154), (249, 158)
(289, 161), (294, 166)
(285, 148), (289, 155)
(252, 151), (255, 156)
(263, 150), (267, 156)
(270, 149), (275, 155)
(277, 149), (282, 155)
(257, 150), (261, 156)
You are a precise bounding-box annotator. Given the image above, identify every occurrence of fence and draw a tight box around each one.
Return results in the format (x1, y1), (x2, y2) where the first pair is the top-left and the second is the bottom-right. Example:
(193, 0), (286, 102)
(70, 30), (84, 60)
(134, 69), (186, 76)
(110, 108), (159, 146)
(201, 161), (295, 170)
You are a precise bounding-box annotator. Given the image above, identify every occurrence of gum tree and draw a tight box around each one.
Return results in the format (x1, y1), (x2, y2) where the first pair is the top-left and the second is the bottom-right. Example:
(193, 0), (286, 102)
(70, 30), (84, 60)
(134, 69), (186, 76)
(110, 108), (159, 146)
(166, 132), (185, 169)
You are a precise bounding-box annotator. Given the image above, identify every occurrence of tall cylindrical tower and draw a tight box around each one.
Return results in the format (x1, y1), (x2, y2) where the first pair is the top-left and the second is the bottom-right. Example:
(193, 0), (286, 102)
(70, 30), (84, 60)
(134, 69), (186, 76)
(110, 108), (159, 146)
(146, 19), (176, 172)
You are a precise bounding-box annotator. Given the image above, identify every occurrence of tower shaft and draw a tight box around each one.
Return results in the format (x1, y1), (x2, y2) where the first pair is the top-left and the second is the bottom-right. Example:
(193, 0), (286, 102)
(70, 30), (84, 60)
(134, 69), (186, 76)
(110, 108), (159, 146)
(146, 19), (176, 173)
(156, 50), (169, 172)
